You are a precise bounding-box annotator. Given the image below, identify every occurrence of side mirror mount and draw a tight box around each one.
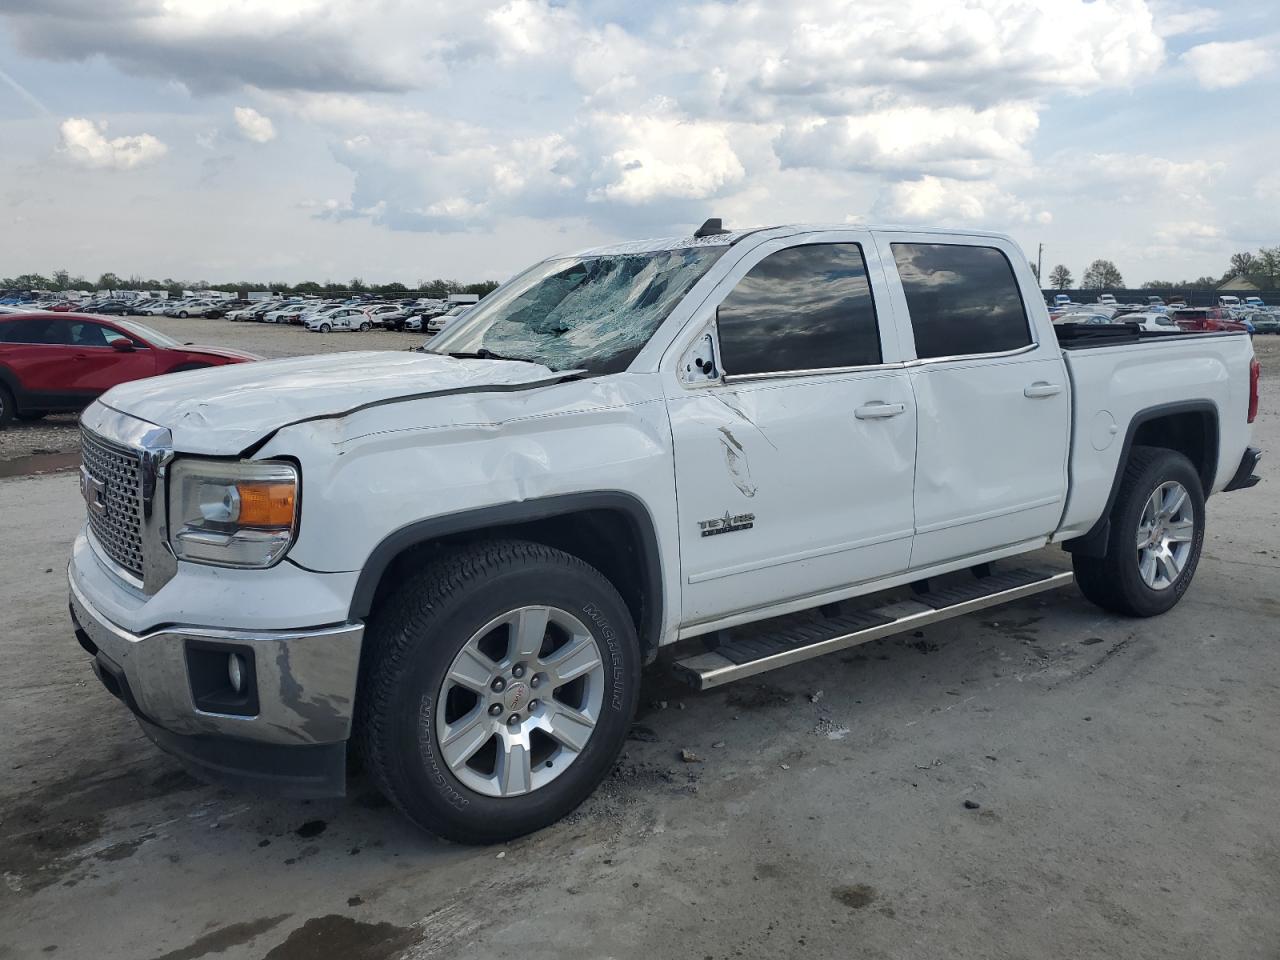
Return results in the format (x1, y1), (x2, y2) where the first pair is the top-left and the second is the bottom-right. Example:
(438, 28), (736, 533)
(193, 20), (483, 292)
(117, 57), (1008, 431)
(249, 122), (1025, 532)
(680, 318), (721, 385)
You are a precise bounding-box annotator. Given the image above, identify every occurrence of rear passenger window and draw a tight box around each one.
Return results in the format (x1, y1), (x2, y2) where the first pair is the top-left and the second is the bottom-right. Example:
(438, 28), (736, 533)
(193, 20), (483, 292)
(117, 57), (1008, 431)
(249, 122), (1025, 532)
(892, 243), (1031, 359)
(0, 318), (63, 344)
(717, 243), (881, 376)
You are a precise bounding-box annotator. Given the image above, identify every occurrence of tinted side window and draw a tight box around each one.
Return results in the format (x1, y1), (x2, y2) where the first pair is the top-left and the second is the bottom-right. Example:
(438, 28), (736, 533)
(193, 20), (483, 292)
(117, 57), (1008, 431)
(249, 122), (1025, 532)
(67, 321), (109, 347)
(0, 318), (65, 344)
(892, 243), (1031, 359)
(0, 319), (37, 343)
(717, 243), (881, 375)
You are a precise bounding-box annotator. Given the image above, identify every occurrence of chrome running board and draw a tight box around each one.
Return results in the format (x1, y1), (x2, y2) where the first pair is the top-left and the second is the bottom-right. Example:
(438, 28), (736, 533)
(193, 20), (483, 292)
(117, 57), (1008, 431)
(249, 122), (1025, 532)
(671, 567), (1074, 690)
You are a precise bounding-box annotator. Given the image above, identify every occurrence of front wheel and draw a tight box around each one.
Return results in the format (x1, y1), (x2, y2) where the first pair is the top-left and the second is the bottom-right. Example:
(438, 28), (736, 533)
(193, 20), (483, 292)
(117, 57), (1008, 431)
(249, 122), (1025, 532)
(178, 311), (189, 318)
(1073, 446), (1205, 617)
(0, 384), (14, 428)
(319, 323), (331, 333)
(357, 539), (641, 843)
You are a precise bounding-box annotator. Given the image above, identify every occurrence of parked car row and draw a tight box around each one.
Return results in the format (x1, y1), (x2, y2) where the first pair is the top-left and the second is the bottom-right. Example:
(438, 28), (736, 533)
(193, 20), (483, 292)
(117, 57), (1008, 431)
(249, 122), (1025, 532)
(3, 292), (483, 334)
(1049, 298), (1279, 335)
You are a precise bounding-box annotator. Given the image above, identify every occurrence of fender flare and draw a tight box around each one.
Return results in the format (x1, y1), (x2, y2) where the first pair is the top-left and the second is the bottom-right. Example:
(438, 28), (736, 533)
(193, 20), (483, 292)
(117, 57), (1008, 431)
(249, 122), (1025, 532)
(1065, 399), (1219, 557)
(346, 491), (665, 651)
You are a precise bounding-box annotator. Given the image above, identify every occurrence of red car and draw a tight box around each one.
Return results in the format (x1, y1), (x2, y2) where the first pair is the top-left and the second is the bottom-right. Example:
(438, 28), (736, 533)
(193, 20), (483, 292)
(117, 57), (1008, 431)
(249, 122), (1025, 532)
(1171, 308), (1247, 333)
(0, 312), (257, 426)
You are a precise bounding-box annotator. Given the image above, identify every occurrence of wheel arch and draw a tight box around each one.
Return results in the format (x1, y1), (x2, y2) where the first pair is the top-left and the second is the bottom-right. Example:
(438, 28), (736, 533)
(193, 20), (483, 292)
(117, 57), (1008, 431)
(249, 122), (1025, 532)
(348, 492), (665, 660)
(1065, 400), (1218, 557)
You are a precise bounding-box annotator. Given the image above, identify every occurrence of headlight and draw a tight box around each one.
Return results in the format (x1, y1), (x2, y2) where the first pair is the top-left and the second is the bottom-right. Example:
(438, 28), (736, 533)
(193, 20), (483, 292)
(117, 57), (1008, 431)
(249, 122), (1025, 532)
(169, 458), (299, 568)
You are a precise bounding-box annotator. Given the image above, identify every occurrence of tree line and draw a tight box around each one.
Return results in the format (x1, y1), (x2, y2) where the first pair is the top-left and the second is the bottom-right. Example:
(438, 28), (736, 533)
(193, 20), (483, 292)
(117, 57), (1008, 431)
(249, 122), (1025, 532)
(1042, 245), (1280, 291)
(0, 269), (500, 299)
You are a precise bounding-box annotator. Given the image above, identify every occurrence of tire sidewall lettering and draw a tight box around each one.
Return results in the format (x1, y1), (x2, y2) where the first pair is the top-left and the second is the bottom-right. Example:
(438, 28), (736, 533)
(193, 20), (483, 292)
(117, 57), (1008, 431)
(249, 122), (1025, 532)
(581, 601), (627, 712)
(416, 693), (469, 810)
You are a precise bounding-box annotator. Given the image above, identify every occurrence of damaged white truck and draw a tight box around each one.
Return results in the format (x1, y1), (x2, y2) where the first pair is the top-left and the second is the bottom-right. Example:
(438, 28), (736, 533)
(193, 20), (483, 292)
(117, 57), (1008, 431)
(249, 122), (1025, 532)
(69, 222), (1262, 842)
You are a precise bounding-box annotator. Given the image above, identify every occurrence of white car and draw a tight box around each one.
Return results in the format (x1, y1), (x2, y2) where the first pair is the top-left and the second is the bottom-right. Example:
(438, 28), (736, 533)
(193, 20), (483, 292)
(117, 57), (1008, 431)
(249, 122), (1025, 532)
(363, 304), (408, 328)
(228, 302), (277, 322)
(1125, 311), (1181, 333)
(1097, 294), (1118, 306)
(427, 305), (473, 335)
(167, 299), (221, 318)
(305, 307), (375, 332)
(262, 300), (311, 324)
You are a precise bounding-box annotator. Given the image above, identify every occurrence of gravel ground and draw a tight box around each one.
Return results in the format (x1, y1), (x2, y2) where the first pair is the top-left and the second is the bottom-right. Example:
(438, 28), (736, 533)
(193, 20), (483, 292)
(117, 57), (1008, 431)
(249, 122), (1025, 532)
(0, 314), (428, 463)
(0, 329), (1276, 959)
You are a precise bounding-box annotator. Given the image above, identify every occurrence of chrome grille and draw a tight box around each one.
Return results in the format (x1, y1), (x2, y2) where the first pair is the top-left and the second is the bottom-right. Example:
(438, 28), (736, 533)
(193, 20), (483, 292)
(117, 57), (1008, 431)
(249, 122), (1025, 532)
(81, 427), (145, 578)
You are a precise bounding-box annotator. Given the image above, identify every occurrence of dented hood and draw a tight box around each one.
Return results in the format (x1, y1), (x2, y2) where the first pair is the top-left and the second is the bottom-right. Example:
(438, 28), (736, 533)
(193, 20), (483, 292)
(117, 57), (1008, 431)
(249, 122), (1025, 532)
(98, 350), (569, 455)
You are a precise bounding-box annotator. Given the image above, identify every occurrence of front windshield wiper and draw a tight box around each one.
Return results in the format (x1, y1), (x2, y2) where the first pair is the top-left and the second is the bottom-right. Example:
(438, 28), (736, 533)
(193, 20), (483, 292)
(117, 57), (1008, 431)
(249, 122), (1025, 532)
(442, 348), (533, 364)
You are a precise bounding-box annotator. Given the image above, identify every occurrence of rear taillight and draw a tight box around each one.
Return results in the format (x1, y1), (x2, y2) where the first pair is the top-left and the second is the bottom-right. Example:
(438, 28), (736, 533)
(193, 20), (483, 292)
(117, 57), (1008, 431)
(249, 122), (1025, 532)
(1249, 357), (1260, 424)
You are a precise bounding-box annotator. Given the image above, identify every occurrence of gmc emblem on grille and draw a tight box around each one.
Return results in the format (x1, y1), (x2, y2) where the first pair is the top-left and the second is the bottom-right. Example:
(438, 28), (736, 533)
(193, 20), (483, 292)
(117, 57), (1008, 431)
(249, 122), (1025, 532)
(79, 465), (106, 517)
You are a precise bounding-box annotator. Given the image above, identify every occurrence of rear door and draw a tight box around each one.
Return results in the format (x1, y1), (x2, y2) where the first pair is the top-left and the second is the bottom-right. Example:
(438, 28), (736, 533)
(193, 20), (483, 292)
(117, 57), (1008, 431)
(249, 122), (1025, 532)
(665, 232), (918, 627)
(875, 234), (1070, 569)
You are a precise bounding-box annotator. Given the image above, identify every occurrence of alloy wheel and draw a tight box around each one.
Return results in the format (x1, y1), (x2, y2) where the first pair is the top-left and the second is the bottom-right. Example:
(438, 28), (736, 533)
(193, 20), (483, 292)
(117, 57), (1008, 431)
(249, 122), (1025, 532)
(435, 605), (605, 798)
(1136, 480), (1195, 590)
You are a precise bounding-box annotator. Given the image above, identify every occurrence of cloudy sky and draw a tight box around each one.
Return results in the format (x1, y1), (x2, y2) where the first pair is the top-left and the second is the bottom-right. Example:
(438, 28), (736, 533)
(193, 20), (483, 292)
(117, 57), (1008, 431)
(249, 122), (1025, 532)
(0, 0), (1276, 286)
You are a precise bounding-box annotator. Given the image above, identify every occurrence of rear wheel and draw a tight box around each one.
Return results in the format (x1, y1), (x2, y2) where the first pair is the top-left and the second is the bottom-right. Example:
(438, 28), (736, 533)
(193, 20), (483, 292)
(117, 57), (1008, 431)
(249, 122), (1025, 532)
(1073, 446), (1205, 617)
(359, 321), (371, 332)
(357, 539), (641, 843)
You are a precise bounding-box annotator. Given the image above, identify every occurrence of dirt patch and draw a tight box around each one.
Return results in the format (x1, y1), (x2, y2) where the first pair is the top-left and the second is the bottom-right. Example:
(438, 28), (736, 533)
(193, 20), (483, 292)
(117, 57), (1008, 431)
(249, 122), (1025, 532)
(262, 915), (417, 960)
(0, 451), (80, 479)
(832, 883), (878, 909)
(149, 915), (291, 960)
(725, 682), (793, 710)
(0, 764), (200, 895)
(96, 832), (157, 862)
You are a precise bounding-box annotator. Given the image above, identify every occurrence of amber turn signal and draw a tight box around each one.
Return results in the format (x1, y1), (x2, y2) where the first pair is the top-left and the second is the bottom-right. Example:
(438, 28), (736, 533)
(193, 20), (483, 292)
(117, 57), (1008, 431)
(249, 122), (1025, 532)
(235, 481), (296, 528)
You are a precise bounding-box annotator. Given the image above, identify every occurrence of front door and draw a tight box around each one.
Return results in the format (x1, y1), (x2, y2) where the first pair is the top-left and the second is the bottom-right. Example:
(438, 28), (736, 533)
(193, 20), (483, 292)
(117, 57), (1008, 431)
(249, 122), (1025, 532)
(665, 233), (918, 629)
(63, 319), (157, 393)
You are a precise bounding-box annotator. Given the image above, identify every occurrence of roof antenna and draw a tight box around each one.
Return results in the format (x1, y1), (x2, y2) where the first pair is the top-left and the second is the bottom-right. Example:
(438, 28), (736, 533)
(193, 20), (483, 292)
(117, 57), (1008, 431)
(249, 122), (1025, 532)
(693, 217), (728, 238)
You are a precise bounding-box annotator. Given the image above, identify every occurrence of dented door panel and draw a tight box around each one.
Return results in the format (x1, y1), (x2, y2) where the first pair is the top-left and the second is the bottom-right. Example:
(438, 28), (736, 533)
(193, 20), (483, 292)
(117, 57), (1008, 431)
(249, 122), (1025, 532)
(667, 370), (917, 625)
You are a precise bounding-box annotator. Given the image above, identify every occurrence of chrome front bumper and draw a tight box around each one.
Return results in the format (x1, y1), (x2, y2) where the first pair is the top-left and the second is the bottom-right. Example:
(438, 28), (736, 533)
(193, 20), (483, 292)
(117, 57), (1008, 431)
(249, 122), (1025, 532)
(69, 572), (364, 747)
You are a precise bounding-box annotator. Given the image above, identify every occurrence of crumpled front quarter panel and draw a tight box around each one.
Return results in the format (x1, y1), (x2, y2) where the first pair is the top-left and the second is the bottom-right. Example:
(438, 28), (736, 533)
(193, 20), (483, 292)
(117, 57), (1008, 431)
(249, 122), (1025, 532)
(259, 373), (681, 633)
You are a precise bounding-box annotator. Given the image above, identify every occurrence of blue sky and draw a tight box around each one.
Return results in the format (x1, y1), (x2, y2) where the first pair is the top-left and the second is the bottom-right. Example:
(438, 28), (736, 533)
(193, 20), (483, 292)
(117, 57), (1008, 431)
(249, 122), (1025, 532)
(0, 0), (1276, 286)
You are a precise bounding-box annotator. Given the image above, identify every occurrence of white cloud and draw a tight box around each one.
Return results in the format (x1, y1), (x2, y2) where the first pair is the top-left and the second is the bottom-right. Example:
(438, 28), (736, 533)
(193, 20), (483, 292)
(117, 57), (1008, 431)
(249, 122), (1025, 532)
(233, 106), (276, 143)
(586, 109), (747, 204)
(776, 104), (1038, 180)
(1152, 221), (1222, 248)
(873, 176), (1051, 226)
(1149, 3), (1220, 38)
(1182, 37), (1278, 89)
(55, 117), (167, 170)
(1046, 151), (1222, 205)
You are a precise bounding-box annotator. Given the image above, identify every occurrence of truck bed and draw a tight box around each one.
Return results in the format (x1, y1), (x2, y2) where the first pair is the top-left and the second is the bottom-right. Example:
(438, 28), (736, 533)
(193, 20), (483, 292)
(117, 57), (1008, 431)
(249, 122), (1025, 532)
(1053, 321), (1247, 349)
(1054, 326), (1255, 539)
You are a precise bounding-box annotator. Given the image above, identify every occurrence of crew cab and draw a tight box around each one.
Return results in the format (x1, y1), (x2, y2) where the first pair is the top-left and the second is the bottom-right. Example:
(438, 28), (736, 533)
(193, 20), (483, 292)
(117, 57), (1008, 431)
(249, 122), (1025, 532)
(0, 312), (255, 425)
(67, 223), (1261, 843)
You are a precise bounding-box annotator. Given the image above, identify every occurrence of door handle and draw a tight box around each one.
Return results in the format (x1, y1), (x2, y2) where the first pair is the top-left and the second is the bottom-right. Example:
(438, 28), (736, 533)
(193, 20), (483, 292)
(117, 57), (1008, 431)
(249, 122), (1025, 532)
(855, 401), (907, 420)
(1023, 382), (1063, 399)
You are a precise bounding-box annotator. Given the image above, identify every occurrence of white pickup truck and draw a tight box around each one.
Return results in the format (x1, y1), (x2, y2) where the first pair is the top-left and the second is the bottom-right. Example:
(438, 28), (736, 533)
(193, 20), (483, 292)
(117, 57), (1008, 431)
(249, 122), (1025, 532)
(68, 223), (1262, 843)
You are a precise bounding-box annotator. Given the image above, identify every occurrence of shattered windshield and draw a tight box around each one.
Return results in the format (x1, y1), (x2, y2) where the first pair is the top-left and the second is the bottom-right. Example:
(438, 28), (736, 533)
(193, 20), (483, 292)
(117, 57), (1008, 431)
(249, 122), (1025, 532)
(428, 246), (727, 374)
